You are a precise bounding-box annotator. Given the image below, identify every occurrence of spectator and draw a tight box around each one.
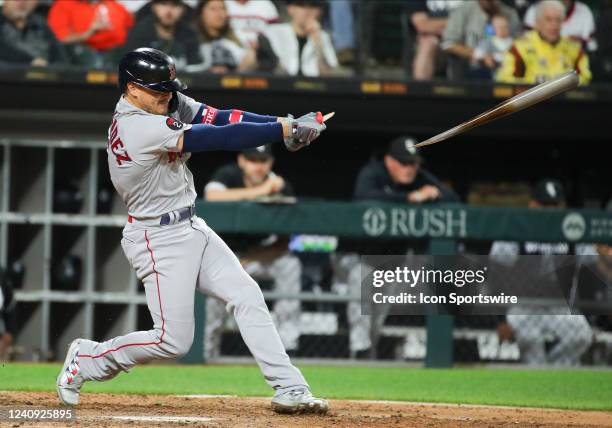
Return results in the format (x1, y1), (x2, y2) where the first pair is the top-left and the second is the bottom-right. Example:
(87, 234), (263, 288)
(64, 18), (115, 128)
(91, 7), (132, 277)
(328, 0), (356, 66)
(48, 0), (133, 66)
(472, 14), (514, 71)
(203, 145), (303, 358)
(123, 0), (201, 68)
(187, 0), (256, 73)
(0, 0), (67, 66)
(259, 0), (338, 77)
(225, 0), (279, 48)
(496, 0), (591, 84)
(524, 0), (596, 51)
(118, 0), (198, 21)
(492, 179), (593, 366)
(442, 0), (521, 80)
(407, 0), (462, 80)
(0, 268), (17, 361)
(336, 137), (459, 358)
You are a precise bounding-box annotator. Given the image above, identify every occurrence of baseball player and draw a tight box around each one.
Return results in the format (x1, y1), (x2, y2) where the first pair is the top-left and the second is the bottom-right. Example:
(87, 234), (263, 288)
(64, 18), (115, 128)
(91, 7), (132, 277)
(492, 180), (593, 366)
(56, 47), (329, 414)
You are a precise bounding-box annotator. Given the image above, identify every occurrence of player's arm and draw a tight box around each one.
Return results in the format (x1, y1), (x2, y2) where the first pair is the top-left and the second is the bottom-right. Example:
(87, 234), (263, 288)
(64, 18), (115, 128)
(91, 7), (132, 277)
(175, 112), (326, 152)
(177, 121), (285, 153)
(177, 115), (324, 153)
(191, 104), (282, 126)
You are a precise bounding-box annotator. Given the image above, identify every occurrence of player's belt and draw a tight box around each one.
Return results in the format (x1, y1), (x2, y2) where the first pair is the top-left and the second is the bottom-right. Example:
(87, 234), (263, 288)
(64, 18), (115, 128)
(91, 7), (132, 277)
(127, 205), (195, 226)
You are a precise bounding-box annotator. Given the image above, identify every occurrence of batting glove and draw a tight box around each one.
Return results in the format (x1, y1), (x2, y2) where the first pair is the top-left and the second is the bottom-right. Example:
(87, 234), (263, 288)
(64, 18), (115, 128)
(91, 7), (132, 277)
(283, 112), (327, 152)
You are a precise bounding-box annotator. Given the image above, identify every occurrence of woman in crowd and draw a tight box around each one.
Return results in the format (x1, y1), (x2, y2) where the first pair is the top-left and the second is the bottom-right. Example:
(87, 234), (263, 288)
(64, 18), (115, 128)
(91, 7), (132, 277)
(188, 0), (256, 73)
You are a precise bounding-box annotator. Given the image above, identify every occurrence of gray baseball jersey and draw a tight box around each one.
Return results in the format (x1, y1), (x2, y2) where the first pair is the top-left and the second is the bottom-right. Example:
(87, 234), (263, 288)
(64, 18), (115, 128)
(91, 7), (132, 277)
(107, 92), (200, 218)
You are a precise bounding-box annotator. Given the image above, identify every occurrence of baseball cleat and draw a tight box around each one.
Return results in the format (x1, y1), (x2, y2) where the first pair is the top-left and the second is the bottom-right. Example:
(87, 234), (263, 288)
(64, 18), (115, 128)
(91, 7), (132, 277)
(56, 339), (85, 406)
(271, 387), (329, 414)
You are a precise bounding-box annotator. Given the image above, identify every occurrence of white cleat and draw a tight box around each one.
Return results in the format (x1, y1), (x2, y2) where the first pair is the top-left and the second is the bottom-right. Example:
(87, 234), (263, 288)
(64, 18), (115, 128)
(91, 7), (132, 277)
(271, 387), (329, 414)
(56, 339), (85, 406)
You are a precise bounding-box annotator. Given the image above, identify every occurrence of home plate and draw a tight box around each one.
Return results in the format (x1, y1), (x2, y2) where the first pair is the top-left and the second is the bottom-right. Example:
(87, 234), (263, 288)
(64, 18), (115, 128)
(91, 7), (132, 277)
(88, 415), (218, 423)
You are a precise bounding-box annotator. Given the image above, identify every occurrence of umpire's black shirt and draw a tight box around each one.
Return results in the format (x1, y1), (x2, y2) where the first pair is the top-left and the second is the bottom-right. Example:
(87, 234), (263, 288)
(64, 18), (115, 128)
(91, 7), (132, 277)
(353, 159), (459, 203)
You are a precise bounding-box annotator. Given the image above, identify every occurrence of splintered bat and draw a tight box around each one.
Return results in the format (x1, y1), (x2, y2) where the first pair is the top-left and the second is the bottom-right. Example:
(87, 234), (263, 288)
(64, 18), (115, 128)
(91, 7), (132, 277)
(322, 112), (335, 122)
(414, 71), (580, 148)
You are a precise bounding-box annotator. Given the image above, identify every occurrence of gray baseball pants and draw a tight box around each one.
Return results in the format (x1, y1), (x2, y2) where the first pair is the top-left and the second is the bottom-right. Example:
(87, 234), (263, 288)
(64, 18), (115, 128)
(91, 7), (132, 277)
(205, 253), (302, 359)
(76, 216), (308, 390)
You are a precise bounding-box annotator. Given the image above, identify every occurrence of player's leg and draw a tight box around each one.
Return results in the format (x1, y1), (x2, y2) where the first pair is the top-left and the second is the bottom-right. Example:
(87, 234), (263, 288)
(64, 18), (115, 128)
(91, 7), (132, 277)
(57, 223), (203, 405)
(507, 314), (547, 365)
(546, 314), (592, 366)
(193, 219), (306, 388)
(192, 218), (328, 413)
(347, 256), (372, 355)
(204, 296), (226, 360)
(268, 253), (302, 353)
(331, 253), (371, 356)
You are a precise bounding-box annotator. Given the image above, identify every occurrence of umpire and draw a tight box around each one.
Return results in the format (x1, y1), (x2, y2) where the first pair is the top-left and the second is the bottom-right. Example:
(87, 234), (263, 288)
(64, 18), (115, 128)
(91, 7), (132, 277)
(354, 136), (459, 203)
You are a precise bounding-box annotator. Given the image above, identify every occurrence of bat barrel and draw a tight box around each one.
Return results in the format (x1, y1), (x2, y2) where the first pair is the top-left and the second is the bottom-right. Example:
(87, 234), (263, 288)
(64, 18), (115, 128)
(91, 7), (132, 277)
(505, 71), (579, 111)
(415, 71), (579, 148)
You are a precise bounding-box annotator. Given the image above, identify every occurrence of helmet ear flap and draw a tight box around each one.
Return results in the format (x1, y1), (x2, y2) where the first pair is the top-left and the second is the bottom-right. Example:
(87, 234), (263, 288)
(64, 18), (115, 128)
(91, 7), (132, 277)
(168, 92), (179, 113)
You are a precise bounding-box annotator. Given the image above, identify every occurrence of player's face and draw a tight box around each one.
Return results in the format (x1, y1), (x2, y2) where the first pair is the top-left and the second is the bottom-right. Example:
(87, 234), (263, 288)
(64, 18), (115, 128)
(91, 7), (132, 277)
(384, 155), (419, 185)
(238, 155), (274, 186)
(126, 84), (173, 115)
(537, 7), (563, 43)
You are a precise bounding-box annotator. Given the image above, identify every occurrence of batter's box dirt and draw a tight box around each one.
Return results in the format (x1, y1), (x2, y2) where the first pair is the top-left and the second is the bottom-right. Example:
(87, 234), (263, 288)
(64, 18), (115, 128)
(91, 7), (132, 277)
(1, 391), (611, 427)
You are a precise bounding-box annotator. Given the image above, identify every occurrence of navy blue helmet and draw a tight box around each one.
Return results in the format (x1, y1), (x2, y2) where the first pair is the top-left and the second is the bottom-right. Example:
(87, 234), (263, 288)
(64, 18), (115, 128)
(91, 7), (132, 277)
(118, 47), (187, 93)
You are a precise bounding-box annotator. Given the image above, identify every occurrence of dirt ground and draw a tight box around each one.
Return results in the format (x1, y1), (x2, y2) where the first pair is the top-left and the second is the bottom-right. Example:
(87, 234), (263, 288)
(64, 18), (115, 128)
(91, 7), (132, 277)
(1, 392), (611, 428)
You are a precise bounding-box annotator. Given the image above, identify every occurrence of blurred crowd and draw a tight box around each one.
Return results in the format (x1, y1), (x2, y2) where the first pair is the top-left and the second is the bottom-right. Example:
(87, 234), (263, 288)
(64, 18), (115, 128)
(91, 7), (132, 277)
(1, 0), (612, 83)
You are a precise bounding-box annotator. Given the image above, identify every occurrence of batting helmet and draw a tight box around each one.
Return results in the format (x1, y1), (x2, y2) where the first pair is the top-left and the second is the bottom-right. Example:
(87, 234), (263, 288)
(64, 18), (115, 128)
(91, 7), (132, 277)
(118, 47), (187, 93)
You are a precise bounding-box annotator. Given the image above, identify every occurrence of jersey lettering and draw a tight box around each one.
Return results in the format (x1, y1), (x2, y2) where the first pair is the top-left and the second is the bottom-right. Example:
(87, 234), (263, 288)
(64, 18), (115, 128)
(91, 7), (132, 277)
(108, 116), (132, 165)
(202, 107), (218, 124)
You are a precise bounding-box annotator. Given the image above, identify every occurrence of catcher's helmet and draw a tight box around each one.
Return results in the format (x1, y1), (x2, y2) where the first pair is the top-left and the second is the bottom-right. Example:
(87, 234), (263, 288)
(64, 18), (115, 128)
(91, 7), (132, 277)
(118, 47), (187, 93)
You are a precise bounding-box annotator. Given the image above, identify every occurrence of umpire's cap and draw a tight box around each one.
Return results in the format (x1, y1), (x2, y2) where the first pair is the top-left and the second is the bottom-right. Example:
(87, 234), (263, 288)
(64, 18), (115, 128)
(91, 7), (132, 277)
(118, 47), (187, 93)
